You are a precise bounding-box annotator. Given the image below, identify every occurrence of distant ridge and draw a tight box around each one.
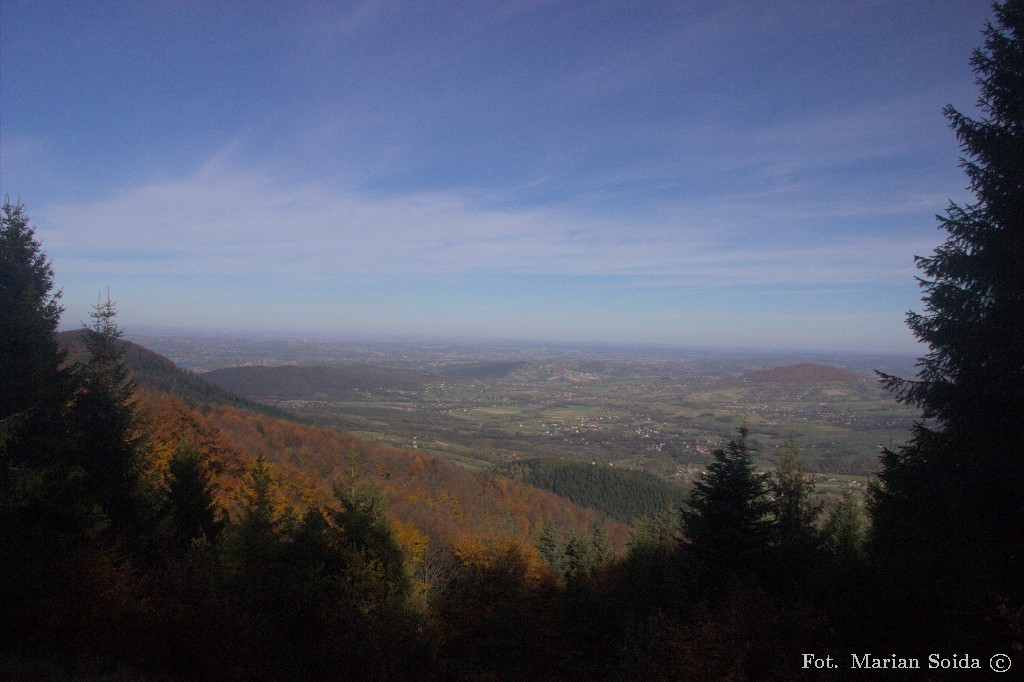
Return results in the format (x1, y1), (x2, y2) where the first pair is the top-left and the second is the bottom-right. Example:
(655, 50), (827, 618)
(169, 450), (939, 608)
(436, 361), (529, 380)
(745, 362), (862, 383)
(56, 330), (288, 417)
(204, 364), (430, 399)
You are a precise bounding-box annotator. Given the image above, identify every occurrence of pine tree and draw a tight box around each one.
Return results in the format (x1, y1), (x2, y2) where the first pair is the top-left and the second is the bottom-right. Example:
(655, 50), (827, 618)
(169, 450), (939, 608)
(681, 427), (771, 573)
(871, 1), (1024, 611)
(70, 295), (145, 538)
(536, 518), (562, 570)
(165, 435), (223, 547)
(1, 201), (83, 647)
(770, 436), (821, 565)
(821, 489), (864, 565)
(0, 199), (75, 468)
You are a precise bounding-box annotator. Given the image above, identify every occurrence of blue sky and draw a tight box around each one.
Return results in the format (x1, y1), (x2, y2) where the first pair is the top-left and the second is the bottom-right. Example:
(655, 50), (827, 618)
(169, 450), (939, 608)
(1, 1), (994, 352)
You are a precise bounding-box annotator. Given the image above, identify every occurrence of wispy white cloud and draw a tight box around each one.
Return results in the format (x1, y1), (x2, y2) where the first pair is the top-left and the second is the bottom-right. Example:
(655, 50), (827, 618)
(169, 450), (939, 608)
(36, 155), (937, 290)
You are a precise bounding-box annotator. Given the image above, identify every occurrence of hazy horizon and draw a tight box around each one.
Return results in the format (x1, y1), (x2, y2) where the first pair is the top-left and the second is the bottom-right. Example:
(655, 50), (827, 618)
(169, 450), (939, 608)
(104, 323), (921, 367)
(3, 1), (993, 354)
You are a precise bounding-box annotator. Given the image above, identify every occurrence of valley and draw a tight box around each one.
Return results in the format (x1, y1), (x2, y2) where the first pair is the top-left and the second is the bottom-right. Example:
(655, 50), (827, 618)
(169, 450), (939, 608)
(128, 330), (921, 485)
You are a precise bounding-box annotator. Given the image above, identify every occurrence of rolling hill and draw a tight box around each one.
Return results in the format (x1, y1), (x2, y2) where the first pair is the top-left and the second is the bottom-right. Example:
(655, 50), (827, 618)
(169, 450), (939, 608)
(745, 362), (863, 383)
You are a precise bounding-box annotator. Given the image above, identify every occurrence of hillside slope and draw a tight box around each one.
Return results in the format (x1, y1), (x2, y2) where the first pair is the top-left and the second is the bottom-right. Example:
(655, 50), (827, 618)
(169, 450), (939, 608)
(140, 389), (628, 551)
(76, 336), (633, 550)
(495, 457), (688, 524)
(57, 330), (289, 418)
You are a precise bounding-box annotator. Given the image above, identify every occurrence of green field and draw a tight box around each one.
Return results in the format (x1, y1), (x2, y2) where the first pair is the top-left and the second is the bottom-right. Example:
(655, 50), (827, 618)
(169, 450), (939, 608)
(206, 354), (919, 488)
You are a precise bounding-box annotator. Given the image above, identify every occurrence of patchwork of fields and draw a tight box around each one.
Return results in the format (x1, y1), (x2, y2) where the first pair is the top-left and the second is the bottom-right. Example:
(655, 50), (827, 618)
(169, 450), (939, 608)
(131, 332), (921, 484)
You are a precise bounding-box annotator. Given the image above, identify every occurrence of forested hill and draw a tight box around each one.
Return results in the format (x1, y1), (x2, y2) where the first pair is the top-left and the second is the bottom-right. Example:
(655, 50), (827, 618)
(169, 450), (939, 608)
(57, 330), (288, 418)
(495, 457), (689, 524)
(139, 388), (627, 549)
(745, 362), (862, 383)
(57, 331), (628, 548)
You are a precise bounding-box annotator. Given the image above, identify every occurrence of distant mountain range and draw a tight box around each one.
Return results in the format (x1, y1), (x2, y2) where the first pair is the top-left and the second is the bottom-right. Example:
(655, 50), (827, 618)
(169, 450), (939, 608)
(745, 362), (863, 383)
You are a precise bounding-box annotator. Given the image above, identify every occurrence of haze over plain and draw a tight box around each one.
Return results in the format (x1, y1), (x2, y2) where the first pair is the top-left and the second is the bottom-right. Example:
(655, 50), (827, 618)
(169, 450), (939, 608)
(0, 1), (993, 351)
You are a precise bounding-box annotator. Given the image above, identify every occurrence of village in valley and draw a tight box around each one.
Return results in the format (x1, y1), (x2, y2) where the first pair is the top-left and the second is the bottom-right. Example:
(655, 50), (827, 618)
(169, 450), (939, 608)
(127, 329), (919, 494)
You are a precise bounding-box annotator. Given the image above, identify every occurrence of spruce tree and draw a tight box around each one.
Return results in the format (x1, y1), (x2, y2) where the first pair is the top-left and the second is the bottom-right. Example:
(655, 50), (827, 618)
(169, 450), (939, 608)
(822, 489), (864, 565)
(0, 200), (75, 467)
(871, 0), (1023, 630)
(1, 201), (81, 647)
(166, 435), (223, 547)
(536, 518), (562, 571)
(70, 296), (145, 538)
(681, 427), (771, 573)
(769, 437), (821, 566)
(329, 479), (410, 599)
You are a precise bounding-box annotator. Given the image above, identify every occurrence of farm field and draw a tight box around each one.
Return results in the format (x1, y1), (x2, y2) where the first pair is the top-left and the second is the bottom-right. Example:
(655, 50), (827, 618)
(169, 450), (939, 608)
(133, 332), (921, 484)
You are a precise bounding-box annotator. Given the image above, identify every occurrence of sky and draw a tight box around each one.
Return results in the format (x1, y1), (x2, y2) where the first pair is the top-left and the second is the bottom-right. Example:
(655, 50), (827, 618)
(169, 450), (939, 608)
(1, 1), (996, 353)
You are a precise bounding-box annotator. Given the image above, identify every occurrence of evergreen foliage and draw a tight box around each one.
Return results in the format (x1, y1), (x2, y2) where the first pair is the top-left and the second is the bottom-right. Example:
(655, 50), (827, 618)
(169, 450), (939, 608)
(328, 479), (411, 601)
(535, 517), (612, 587)
(496, 456), (688, 524)
(681, 427), (772, 573)
(769, 436), (822, 587)
(0, 199), (67, 426)
(165, 435), (223, 547)
(1, 200), (81, 653)
(69, 297), (147, 539)
(871, 0), (1024, 641)
(0, 200), (80, 506)
(626, 508), (679, 557)
(822, 489), (865, 565)
(536, 517), (562, 568)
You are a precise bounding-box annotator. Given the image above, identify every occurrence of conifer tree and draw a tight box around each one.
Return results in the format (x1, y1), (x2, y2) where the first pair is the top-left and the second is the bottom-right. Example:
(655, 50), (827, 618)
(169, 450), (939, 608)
(871, 1), (1024, 611)
(1, 201), (62, 413)
(681, 427), (771, 573)
(224, 456), (282, 572)
(588, 517), (610, 569)
(165, 435), (223, 547)
(329, 479), (410, 599)
(0, 200), (75, 469)
(770, 437), (821, 564)
(536, 518), (562, 570)
(70, 295), (145, 538)
(822, 489), (864, 565)
(1, 201), (81, 647)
